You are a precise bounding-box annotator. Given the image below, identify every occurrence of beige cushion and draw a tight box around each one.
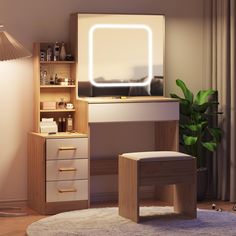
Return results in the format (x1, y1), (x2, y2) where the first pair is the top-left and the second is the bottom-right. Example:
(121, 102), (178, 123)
(121, 151), (194, 162)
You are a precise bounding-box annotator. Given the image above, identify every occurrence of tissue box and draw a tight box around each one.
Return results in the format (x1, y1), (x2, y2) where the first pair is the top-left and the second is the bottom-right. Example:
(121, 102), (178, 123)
(40, 121), (58, 133)
(41, 101), (56, 110)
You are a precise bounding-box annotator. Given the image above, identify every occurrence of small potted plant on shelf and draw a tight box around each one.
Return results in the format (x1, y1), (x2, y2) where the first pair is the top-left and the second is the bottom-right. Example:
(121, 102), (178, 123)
(170, 79), (223, 200)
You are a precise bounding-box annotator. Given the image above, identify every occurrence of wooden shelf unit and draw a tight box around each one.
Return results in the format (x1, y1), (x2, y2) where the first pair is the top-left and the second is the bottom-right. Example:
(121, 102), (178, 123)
(33, 42), (79, 133)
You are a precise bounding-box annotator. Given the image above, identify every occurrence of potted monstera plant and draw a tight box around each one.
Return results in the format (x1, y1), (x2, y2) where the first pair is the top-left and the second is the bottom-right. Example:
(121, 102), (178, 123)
(170, 79), (222, 200)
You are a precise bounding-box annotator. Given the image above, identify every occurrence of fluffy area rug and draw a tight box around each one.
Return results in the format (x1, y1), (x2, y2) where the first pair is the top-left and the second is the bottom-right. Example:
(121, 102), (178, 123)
(27, 206), (236, 236)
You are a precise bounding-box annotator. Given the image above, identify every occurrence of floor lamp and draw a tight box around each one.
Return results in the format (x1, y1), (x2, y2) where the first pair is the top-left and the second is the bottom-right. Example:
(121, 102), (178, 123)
(0, 24), (31, 216)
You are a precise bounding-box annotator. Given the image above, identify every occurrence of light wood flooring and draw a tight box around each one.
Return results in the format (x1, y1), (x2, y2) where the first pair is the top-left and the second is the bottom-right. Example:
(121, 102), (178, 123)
(0, 200), (235, 236)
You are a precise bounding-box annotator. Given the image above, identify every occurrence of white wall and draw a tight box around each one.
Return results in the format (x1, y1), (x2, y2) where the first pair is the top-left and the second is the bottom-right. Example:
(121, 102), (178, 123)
(0, 0), (207, 202)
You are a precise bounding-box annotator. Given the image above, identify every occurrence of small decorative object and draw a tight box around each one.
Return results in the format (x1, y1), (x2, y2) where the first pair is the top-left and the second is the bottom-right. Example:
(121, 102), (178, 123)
(60, 42), (66, 61)
(57, 98), (66, 109)
(56, 77), (69, 86)
(40, 70), (48, 85)
(65, 54), (74, 61)
(46, 45), (52, 61)
(66, 103), (74, 109)
(40, 50), (46, 61)
(69, 78), (75, 85)
(53, 42), (60, 61)
(212, 203), (216, 210)
(49, 75), (55, 85)
(41, 101), (56, 110)
(216, 208), (222, 212)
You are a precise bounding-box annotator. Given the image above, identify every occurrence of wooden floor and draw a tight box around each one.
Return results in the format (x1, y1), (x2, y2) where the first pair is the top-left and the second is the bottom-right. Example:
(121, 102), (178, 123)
(0, 200), (235, 236)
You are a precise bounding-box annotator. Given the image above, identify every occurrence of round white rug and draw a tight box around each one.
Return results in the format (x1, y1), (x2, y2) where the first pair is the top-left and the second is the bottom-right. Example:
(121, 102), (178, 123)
(27, 206), (236, 236)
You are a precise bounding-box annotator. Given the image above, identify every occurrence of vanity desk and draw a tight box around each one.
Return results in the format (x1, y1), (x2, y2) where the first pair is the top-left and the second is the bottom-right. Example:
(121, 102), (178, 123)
(28, 96), (179, 214)
(77, 96), (179, 202)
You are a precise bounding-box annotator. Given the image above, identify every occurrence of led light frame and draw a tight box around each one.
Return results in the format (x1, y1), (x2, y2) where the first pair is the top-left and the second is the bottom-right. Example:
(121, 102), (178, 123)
(88, 23), (153, 87)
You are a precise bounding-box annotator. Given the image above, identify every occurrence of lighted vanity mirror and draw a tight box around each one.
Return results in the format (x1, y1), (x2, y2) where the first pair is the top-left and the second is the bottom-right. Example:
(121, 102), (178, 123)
(72, 13), (165, 96)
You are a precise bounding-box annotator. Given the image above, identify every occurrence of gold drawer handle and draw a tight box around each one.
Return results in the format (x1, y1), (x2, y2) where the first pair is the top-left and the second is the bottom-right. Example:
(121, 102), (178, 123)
(58, 167), (77, 172)
(58, 147), (77, 151)
(58, 188), (77, 193)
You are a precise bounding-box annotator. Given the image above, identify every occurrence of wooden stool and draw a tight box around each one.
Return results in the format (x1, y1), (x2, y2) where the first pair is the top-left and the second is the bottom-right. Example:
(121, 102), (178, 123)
(118, 151), (196, 222)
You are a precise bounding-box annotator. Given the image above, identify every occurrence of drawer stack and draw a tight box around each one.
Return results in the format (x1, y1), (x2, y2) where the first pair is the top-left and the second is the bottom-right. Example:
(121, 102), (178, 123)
(46, 138), (89, 203)
(28, 133), (89, 215)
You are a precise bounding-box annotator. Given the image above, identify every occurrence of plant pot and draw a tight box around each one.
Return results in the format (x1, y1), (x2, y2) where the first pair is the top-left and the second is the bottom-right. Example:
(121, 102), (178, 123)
(197, 167), (208, 201)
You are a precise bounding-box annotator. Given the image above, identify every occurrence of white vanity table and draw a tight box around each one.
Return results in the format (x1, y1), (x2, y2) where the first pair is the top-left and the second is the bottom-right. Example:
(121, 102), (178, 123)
(77, 96), (179, 202)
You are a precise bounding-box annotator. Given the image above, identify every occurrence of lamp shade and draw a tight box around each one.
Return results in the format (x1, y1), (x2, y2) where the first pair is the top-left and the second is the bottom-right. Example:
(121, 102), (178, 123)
(0, 25), (31, 61)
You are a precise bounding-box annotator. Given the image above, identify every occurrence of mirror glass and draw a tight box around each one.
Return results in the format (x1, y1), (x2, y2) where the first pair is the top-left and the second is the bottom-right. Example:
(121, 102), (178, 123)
(76, 14), (165, 94)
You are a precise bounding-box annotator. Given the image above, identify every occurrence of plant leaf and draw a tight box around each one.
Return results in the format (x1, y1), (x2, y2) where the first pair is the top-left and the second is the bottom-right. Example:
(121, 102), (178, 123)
(179, 99), (192, 116)
(176, 79), (194, 104)
(194, 89), (216, 105)
(192, 101), (217, 113)
(208, 128), (222, 142)
(201, 141), (217, 152)
(185, 121), (208, 132)
(170, 93), (182, 99)
(183, 135), (198, 145)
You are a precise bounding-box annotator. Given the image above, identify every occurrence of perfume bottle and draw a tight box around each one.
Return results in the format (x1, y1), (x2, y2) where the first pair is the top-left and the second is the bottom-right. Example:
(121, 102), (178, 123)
(53, 42), (60, 61)
(66, 115), (73, 132)
(62, 117), (66, 132)
(46, 46), (52, 61)
(40, 70), (48, 85)
(58, 117), (63, 132)
(60, 42), (66, 61)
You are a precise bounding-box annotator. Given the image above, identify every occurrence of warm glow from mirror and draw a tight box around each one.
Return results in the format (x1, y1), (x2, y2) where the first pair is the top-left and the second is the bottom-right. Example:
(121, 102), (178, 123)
(88, 24), (153, 87)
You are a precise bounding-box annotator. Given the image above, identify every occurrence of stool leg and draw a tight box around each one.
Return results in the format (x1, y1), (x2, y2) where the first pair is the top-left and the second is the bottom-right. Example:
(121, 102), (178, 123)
(174, 182), (197, 218)
(119, 156), (139, 222)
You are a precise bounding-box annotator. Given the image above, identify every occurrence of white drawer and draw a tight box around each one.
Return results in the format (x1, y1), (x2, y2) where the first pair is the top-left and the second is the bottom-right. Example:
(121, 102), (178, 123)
(46, 180), (88, 202)
(88, 102), (179, 122)
(46, 138), (88, 160)
(46, 159), (88, 181)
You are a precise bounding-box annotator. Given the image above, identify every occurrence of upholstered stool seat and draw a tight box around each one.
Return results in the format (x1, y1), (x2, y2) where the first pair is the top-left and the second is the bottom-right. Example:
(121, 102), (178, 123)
(118, 151), (196, 222)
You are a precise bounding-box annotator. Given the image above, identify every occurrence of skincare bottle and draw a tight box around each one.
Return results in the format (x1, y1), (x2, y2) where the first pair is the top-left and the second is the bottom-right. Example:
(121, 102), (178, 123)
(46, 46), (52, 61)
(58, 117), (62, 132)
(53, 42), (60, 61)
(60, 42), (66, 61)
(66, 115), (73, 132)
(62, 117), (66, 132)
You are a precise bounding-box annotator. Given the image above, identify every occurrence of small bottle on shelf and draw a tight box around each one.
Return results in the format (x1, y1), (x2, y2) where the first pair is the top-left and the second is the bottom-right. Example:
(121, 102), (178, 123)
(46, 46), (52, 61)
(53, 42), (60, 61)
(40, 70), (48, 85)
(54, 74), (58, 84)
(60, 42), (66, 61)
(66, 115), (73, 132)
(49, 75), (55, 85)
(58, 118), (63, 132)
(62, 117), (66, 132)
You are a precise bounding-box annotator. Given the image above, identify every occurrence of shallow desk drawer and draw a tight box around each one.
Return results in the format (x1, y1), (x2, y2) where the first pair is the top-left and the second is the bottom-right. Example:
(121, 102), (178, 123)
(46, 138), (88, 160)
(88, 102), (179, 123)
(46, 180), (88, 202)
(46, 159), (88, 181)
